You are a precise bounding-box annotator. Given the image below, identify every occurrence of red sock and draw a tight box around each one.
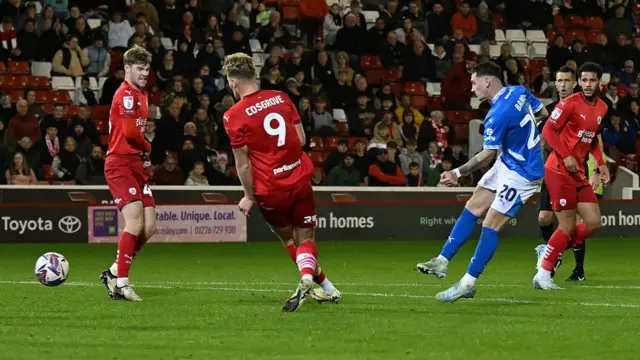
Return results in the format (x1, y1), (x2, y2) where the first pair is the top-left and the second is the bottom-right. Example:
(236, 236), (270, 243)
(296, 240), (318, 279)
(117, 231), (137, 278)
(573, 222), (591, 246)
(133, 234), (150, 258)
(541, 228), (571, 271)
(284, 242), (297, 262)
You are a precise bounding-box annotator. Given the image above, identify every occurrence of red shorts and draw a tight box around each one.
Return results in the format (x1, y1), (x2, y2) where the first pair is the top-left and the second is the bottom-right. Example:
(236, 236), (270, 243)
(544, 169), (598, 211)
(255, 181), (316, 229)
(105, 155), (155, 210)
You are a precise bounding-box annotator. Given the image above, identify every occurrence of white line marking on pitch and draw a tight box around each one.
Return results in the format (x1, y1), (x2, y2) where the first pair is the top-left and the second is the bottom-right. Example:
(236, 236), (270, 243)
(1, 280), (638, 309)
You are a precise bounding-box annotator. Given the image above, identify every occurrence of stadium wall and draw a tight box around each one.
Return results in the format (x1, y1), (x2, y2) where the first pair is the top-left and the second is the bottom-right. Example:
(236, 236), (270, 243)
(1, 185), (640, 243)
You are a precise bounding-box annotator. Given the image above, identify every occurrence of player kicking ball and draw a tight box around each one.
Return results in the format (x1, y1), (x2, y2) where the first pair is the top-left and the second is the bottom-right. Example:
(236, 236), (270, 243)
(99, 46), (156, 301)
(533, 62), (610, 290)
(221, 53), (340, 312)
(416, 61), (547, 303)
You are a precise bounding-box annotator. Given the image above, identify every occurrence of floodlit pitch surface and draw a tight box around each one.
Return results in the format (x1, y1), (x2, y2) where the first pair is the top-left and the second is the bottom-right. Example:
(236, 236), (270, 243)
(1, 239), (638, 359)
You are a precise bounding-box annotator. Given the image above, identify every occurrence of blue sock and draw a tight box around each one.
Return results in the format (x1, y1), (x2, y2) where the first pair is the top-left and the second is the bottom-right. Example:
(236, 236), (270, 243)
(440, 208), (479, 261)
(467, 227), (500, 278)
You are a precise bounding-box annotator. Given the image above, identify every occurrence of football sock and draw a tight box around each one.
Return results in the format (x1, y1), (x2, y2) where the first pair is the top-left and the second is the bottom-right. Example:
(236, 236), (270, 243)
(116, 231), (137, 287)
(440, 208), (479, 261)
(460, 273), (477, 288)
(286, 242), (329, 286)
(466, 226), (499, 281)
(541, 228), (571, 272)
(573, 223), (590, 269)
(133, 233), (151, 258)
(540, 222), (556, 243)
(296, 240), (318, 281)
(109, 262), (118, 276)
(284, 242), (297, 262)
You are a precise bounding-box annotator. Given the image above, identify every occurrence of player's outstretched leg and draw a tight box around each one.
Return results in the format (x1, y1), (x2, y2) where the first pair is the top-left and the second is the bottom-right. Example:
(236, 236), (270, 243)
(282, 238), (317, 312)
(436, 210), (504, 303)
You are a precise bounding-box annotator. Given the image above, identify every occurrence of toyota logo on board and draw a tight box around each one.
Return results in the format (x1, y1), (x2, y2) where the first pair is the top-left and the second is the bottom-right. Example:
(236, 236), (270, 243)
(58, 216), (82, 234)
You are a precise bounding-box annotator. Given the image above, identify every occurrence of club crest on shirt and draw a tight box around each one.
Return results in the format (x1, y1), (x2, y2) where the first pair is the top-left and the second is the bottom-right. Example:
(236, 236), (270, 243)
(597, 116), (602, 124)
(124, 96), (134, 110)
(551, 108), (562, 120)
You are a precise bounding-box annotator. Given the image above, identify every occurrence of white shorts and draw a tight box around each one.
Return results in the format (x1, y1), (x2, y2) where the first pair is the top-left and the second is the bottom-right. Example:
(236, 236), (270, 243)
(478, 159), (542, 217)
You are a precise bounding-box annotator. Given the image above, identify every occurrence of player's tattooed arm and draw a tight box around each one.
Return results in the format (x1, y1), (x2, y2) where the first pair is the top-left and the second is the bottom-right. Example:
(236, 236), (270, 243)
(232, 145), (256, 201)
(455, 148), (497, 178)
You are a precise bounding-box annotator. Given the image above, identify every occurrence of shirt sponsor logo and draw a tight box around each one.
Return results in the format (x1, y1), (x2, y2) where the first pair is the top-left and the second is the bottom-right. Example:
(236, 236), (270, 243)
(124, 96), (134, 110)
(245, 95), (284, 116)
(273, 159), (301, 175)
(577, 129), (596, 143)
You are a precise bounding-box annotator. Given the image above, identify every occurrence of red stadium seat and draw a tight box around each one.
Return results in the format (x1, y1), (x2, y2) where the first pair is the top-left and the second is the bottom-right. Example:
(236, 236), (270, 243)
(566, 15), (584, 29)
(281, 0), (299, 6)
(448, 110), (474, 124)
(314, 166), (324, 181)
(110, 50), (124, 73)
(7, 61), (29, 74)
(27, 76), (50, 90)
(426, 96), (443, 110)
(149, 92), (164, 105)
(10, 90), (23, 101)
(383, 68), (402, 83)
(34, 90), (50, 104)
(0, 62), (5, 73)
(360, 55), (383, 70)
(282, 5), (299, 22)
(100, 134), (110, 146)
(324, 136), (342, 149)
(93, 105), (110, 119)
(454, 124), (469, 140)
(553, 15), (565, 30)
(492, 13), (505, 30)
(366, 69), (384, 85)
(410, 95), (428, 112)
(310, 136), (324, 150)
(307, 151), (325, 165)
(50, 90), (72, 104)
(390, 82), (404, 97)
(65, 104), (79, 117)
(518, 59), (529, 72)
(585, 30), (601, 44)
(95, 120), (109, 134)
(404, 81), (426, 95)
(335, 122), (349, 135)
(348, 137), (367, 150)
(528, 59), (547, 80)
(546, 30), (557, 43)
(564, 29), (585, 45)
(584, 16), (603, 30)
(5, 75), (28, 89)
(42, 103), (54, 114)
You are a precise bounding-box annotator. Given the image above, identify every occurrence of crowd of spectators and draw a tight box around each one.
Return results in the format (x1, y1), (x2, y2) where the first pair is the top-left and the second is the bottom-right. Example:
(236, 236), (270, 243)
(0, 0), (639, 187)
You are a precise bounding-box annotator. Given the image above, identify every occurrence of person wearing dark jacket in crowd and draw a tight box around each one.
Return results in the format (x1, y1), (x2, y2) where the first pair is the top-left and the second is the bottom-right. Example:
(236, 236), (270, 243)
(403, 40), (436, 82)
(153, 155), (184, 185)
(379, 0), (402, 30)
(258, 11), (291, 51)
(546, 35), (572, 72)
(77, 145), (106, 185)
(207, 152), (234, 185)
(52, 137), (83, 182)
(603, 113), (637, 155)
(100, 69), (125, 105)
(441, 53), (475, 110)
(367, 18), (388, 55)
(225, 29), (252, 56)
(40, 125), (60, 165)
(40, 104), (67, 140)
(405, 162), (423, 187)
(368, 148), (406, 186)
(324, 140), (349, 175)
(325, 154), (361, 186)
(380, 31), (407, 68)
(67, 105), (100, 146)
(334, 13), (367, 57)
(8, 100), (40, 144)
(587, 33), (617, 74)
(427, 2), (450, 44)
(17, 19), (39, 61)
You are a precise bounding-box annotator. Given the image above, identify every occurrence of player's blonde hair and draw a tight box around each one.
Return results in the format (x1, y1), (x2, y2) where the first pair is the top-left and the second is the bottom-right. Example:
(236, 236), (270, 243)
(123, 45), (152, 66)
(222, 53), (256, 80)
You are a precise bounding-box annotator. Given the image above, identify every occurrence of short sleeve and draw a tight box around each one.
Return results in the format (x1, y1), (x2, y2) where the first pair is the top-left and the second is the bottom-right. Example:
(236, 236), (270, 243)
(547, 99), (574, 131)
(223, 111), (246, 149)
(527, 91), (544, 113)
(483, 115), (507, 150)
(117, 91), (138, 118)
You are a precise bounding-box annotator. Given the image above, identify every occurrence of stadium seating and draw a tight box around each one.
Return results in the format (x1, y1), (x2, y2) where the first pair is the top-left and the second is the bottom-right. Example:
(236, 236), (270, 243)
(308, 151), (325, 165)
(7, 61), (30, 74)
(310, 136), (324, 150)
(52, 77), (75, 90)
(324, 137), (342, 149)
(31, 62), (52, 77)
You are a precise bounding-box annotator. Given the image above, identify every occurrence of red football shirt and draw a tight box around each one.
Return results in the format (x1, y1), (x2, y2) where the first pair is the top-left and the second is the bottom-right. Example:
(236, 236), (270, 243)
(543, 92), (608, 179)
(223, 90), (314, 196)
(107, 81), (151, 157)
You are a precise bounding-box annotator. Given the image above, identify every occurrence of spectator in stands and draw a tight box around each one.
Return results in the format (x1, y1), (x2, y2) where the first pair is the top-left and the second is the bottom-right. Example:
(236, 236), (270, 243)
(325, 154), (360, 186)
(504, 58), (520, 86)
(367, 17), (387, 55)
(179, 11), (204, 47)
(0, 120), (16, 156)
(418, 110), (451, 152)
(333, 52), (354, 85)
(422, 141), (442, 186)
(368, 148), (405, 186)
(52, 35), (89, 77)
(70, 122), (92, 158)
(324, 139), (348, 175)
(627, 101), (640, 136)
(158, 0), (182, 40)
(204, 14), (223, 40)
(374, 84), (396, 109)
(587, 33), (616, 74)
(620, 60), (637, 88)
(39, 18), (66, 61)
(144, 119), (165, 165)
(185, 0), (207, 28)
(299, 0), (329, 48)
(129, 21), (150, 48)
(260, 45), (285, 78)
(69, 105), (99, 146)
(347, 94), (375, 137)
(0, 16), (20, 62)
(0, 93), (15, 126)
(146, 36), (166, 72)
(433, 43), (452, 82)
(570, 39), (588, 68)
(156, 53), (176, 89)
(380, 0), (402, 30)
(346, 0), (367, 31)
(100, 68), (124, 105)
(396, 94), (424, 128)
(380, 30), (406, 68)
(36, 5), (58, 36)
(399, 111), (418, 145)
(447, 141), (468, 169)
(612, 33), (634, 70)
(311, 96), (335, 136)
(178, 138), (200, 176)
(374, 110), (402, 145)
(63, 6), (81, 33)
(605, 6), (633, 44)
(323, 4), (342, 46)
(225, 29), (251, 56)
(396, 18), (424, 45)
(77, 145), (106, 185)
(6, 152), (37, 185)
(84, 33), (111, 78)
(208, 152), (234, 185)
(474, 2), (494, 42)
(23, 90), (41, 119)
(495, 43), (522, 74)
(399, 138), (422, 173)
(258, 11), (291, 51)
(108, 12), (134, 50)
(620, 82), (640, 117)
(312, 50), (335, 87)
(405, 161), (423, 186)
(403, 40), (436, 82)
(427, 2), (450, 44)
(255, 3), (272, 26)
(188, 77), (207, 110)
(193, 107), (217, 151)
(262, 67), (286, 92)
(602, 83), (621, 117)
(533, 65), (554, 98)
(451, 2), (477, 43)
(153, 155), (184, 185)
(52, 137), (82, 182)
(9, 100), (40, 144)
(174, 39), (197, 76)
(185, 161), (209, 186)
(603, 112), (637, 156)
(163, 80), (190, 113)
(71, 17), (93, 49)
(334, 13), (366, 58)
(130, 0), (159, 33)
(546, 35), (571, 72)
(74, 76), (97, 106)
(17, 19), (38, 61)
(39, 104), (66, 139)
(442, 52), (474, 110)
(403, 1), (428, 36)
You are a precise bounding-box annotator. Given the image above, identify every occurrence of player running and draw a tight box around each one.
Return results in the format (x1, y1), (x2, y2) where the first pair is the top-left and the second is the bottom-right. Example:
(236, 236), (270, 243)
(416, 61), (548, 303)
(533, 62), (610, 290)
(99, 45), (156, 301)
(221, 53), (340, 312)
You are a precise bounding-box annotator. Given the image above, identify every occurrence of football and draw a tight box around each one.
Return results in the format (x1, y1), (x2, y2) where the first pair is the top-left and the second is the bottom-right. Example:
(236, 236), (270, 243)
(35, 252), (70, 286)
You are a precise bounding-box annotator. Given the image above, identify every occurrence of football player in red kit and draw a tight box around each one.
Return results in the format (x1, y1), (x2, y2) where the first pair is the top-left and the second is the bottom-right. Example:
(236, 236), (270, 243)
(99, 45), (156, 301)
(221, 53), (341, 312)
(533, 62), (611, 290)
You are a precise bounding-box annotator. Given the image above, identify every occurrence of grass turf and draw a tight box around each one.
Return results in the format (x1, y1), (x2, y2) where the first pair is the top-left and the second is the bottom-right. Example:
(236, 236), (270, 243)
(1, 238), (639, 360)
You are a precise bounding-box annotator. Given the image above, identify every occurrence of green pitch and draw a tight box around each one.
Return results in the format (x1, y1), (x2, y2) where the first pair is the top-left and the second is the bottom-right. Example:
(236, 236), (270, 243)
(1, 238), (639, 360)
